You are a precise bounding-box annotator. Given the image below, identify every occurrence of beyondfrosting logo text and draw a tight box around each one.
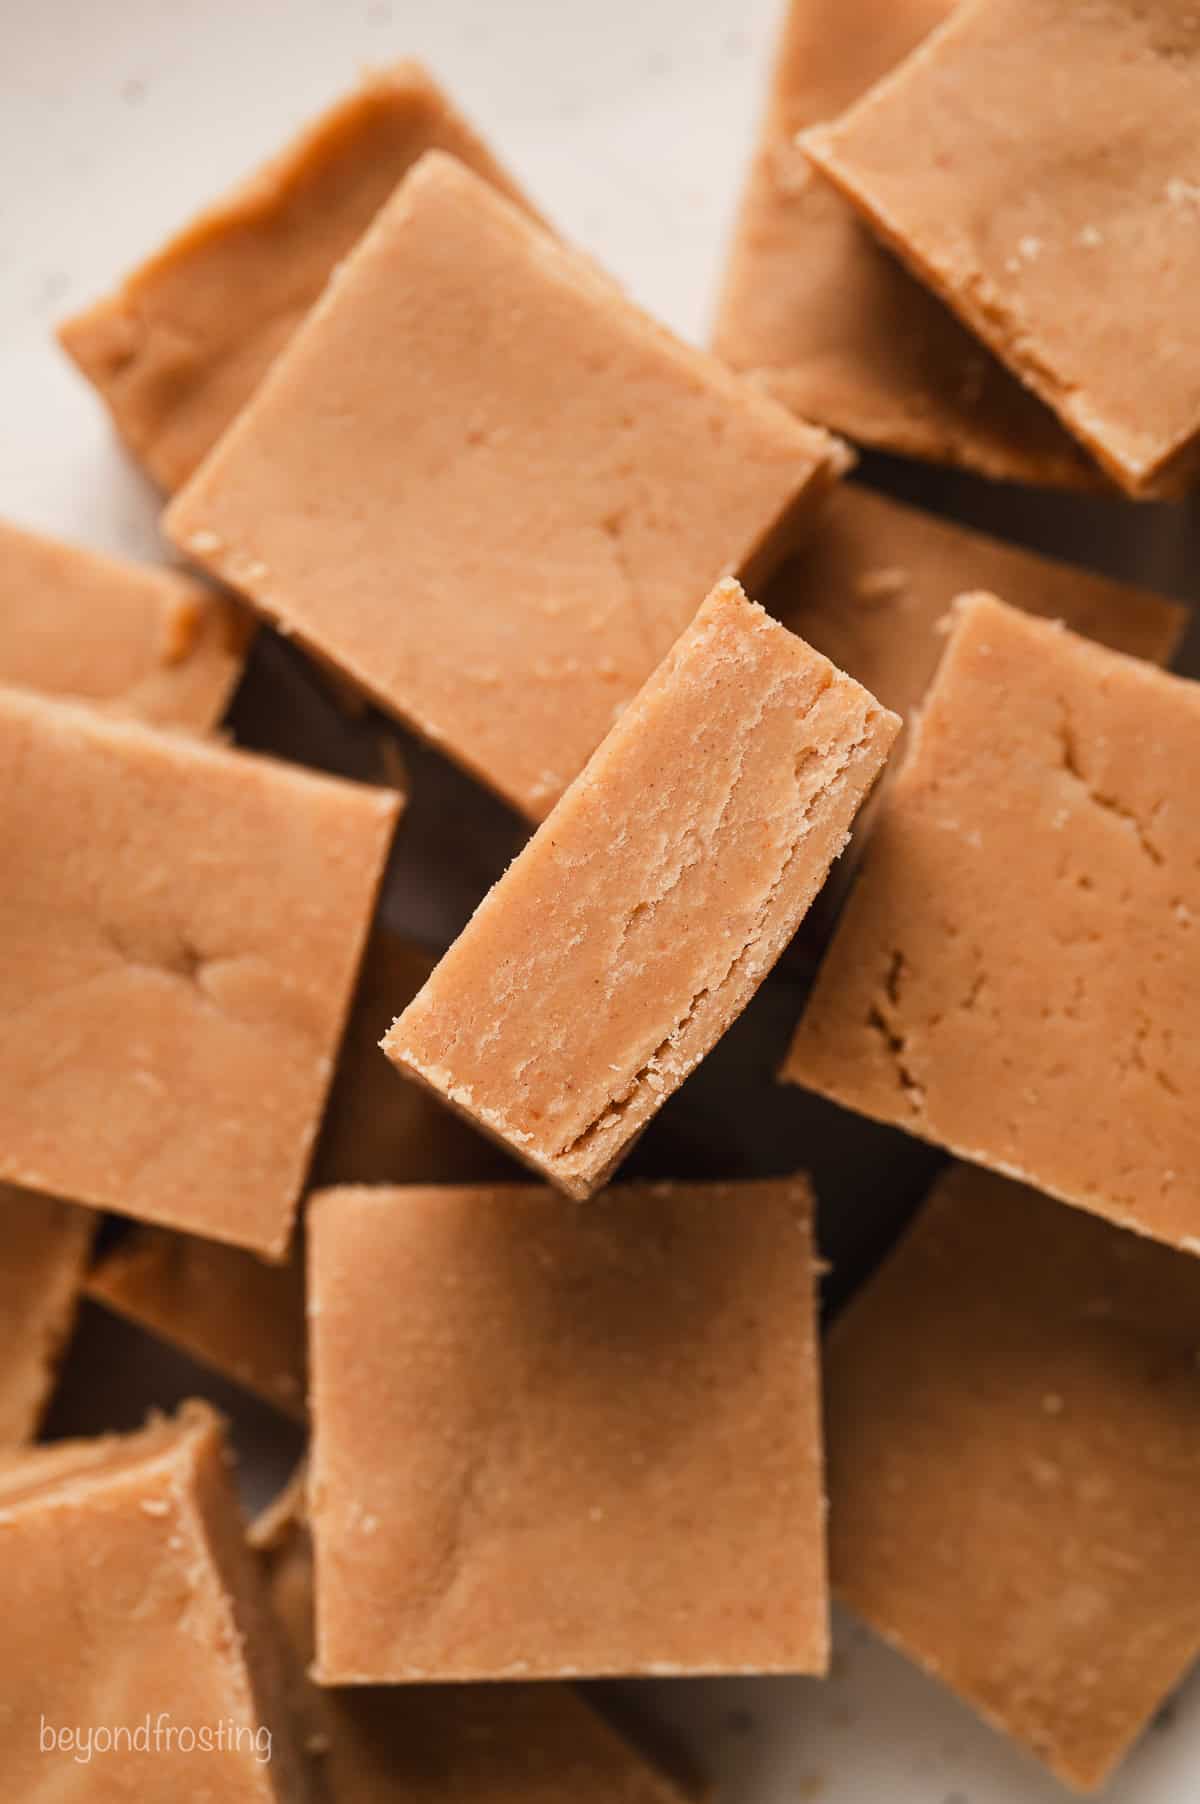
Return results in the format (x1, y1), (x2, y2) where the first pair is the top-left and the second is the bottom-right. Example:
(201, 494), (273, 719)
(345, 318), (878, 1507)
(40, 1713), (272, 1766)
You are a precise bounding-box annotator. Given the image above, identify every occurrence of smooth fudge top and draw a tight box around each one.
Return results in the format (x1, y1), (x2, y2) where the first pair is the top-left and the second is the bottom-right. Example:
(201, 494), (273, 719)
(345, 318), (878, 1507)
(308, 1178), (827, 1683)
(165, 152), (848, 821)
(768, 485), (1187, 740)
(827, 1162), (1200, 1791)
(784, 592), (1200, 1253)
(0, 1186), (95, 1446)
(257, 1495), (696, 1804)
(0, 685), (399, 1255)
(0, 516), (247, 730)
(58, 62), (533, 492)
(385, 579), (898, 1198)
(713, 0), (1096, 487)
(803, 0), (1200, 494)
(0, 1403), (311, 1802)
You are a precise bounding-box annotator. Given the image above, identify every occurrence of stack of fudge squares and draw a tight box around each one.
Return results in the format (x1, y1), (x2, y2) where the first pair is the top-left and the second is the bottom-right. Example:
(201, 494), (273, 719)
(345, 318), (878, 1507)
(3, 3), (1200, 1797)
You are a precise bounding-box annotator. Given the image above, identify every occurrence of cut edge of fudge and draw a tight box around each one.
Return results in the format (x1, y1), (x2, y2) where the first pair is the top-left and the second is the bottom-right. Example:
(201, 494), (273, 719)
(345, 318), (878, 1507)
(0, 1189), (97, 1446)
(382, 578), (899, 1200)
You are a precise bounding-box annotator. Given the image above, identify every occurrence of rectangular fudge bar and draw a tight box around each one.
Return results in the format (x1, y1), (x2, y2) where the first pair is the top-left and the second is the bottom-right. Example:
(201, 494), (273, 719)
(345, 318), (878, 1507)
(0, 1404), (312, 1801)
(0, 516), (247, 729)
(803, 0), (1200, 494)
(309, 1178), (827, 1682)
(0, 685), (399, 1254)
(785, 593), (1200, 1252)
(254, 1486), (700, 1804)
(85, 929), (509, 1419)
(768, 485), (1187, 740)
(59, 63), (534, 492)
(827, 1163), (1200, 1791)
(166, 153), (849, 821)
(385, 579), (898, 1197)
(0, 1185), (95, 1445)
(713, 0), (1095, 486)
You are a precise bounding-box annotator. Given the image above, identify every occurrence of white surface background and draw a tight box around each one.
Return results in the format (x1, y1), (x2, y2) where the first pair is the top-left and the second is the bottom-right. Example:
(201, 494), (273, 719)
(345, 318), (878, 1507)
(4, 2), (1200, 1799)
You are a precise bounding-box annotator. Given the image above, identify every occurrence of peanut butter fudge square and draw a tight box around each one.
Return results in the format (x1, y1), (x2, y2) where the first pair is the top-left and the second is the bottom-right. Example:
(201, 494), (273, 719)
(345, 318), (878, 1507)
(166, 154), (848, 821)
(85, 931), (509, 1418)
(827, 1163), (1200, 1791)
(0, 516), (247, 729)
(309, 1179), (827, 1682)
(785, 593), (1200, 1253)
(386, 580), (897, 1198)
(803, 0), (1200, 495)
(0, 686), (399, 1255)
(769, 486), (1187, 742)
(59, 63), (533, 492)
(0, 1405), (313, 1801)
(0, 1186), (95, 1445)
(255, 1484), (699, 1804)
(714, 0), (1094, 487)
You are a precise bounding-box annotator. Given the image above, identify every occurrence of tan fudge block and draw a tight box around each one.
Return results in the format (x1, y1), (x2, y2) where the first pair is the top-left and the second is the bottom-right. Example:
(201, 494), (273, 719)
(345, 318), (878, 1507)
(0, 1186), (95, 1445)
(87, 1228), (308, 1421)
(58, 63), (533, 493)
(803, 0), (1200, 494)
(256, 1496), (698, 1804)
(0, 516), (247, 729)
(769, 486), (1188, 741)
(785, 593), (1200, 1252)
(0, 687), (399, 1254)
(714, 0), (1097, 487)
(85, 930), (508, 1418)
(165, 154), (848, 821)
(309, 1178), (827, 1682)
(386, 580), (897, 1198)
(0, 1405), (312, 1801)
(827, 1163), (1200, 1791)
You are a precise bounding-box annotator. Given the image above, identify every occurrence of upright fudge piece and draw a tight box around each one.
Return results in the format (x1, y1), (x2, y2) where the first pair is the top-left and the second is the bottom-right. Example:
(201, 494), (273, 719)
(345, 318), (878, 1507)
(0, 1404), (312, 1801)
(255, 1489), (698, 1804)
(714, 0), (1094, 486)
(85, 930), (508, 1418)
(785, 594), (1200, 1253)
(827, 1163), (1200, 1791)
(166, 154), (848, 821)
(803, 0), (1200, 494)
(309, 1178), (827, 1681)
(386, 580), (898, 1198)
(0, 1186), (95, 1445)
(769, 486), (1187, 739)
(59, 63), (533, 492)
(0, 516), (246, 729)
(0, 686), (399, 1254)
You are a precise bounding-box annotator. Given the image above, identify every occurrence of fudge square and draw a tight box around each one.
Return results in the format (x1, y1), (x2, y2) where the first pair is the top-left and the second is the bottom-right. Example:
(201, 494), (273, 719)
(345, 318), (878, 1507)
(255, 1485), (697, 1804)
(59, 62), (533, 492)
(768, 485), (1187, 739)
(0, 685), (399, 1255)
(308, 1178), (827, 1682)
(0, 1404), (312, 1802)
(785, 592), (1200, 1253)
(385, 580), (898, 1199)
(0, 515), (247, 730)
(165, 153), (848, 821)
(0, 1185), (95, 1445)
(803, 0), (1200, 494)
(713, 0), (1094, 488)
(826, 1162), (1200, 1791)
